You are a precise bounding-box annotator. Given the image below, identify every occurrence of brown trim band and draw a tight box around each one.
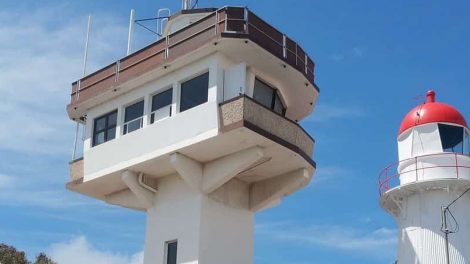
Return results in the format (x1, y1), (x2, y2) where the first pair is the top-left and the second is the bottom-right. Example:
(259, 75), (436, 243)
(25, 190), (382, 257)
(244, 121), (316, 168)
(219, 117), (316, 168)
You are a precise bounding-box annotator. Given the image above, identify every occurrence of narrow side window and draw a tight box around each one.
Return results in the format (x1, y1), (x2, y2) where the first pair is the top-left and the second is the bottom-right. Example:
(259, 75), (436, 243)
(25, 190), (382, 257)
(165, 240), (177, 264)
(92, 110), (117, 147)
(151, 88), (173, 124)
(253, 78), (286, 115)
(123, 100), (144, 135)
(180, 72), (209, 112)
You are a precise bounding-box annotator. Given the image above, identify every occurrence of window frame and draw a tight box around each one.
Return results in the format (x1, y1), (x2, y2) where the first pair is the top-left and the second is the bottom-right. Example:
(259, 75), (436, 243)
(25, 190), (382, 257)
(92, 110), (118, 147)
(123, 99), (145, 135)
(164, 240), (178, 264)
(150, 87), (173, 124)
(179, 71), (210, 113)
(438, 123), (464, 154)
(464, 129), (470, 155)
(253, 78), (286, 116)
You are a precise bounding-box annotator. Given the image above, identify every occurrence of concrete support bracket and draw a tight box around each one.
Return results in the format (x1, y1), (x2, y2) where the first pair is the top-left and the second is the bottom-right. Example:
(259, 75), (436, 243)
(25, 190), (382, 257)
(122, 170), (155, 209)
(170, 147), (265, 194)
(170, 152), (204, 191)
(203, 146), (264, 194)
(250, 168), (311, 212)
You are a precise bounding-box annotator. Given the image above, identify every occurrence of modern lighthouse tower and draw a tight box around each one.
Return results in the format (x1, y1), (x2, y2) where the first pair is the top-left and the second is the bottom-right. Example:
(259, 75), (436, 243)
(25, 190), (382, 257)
(380, 91), (470, 263)
(66, 6), (318, 264)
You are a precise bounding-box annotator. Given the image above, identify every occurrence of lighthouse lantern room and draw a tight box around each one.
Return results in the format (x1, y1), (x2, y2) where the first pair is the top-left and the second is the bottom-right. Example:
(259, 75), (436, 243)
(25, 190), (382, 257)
(66, 4), (319, 264)
(380, 91), (470, 263)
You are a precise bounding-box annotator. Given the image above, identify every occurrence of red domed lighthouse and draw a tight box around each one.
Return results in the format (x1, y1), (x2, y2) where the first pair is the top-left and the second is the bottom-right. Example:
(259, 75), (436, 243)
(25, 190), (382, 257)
(380, 91), (470, 263)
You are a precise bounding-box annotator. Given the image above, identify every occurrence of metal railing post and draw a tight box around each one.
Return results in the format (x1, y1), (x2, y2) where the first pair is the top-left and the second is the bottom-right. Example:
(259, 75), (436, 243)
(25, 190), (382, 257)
(115, 60), (120, 83)
(282, 34), (287, 59)
(456, 153), (459, 179)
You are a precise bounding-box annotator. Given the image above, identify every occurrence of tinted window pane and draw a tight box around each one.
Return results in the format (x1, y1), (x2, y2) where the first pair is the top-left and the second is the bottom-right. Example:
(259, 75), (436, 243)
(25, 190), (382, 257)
(253, 79), (274, 109)
(180, 72), (209, 112)
(125, 101), (144, 122)
(152, 89), (173, 111)
(107, 127), (116, 141)
(438, 124), (464, 153)
(95, 117), (106, 131)
(465, 131), (470, 155)
(166, 241), (177, 264)
(126, 119), (142, 134)
(273, 93), (284, 115)
(108, 112), (118, 126)
(94, 132), (105, 146)
(93, 110), (117, 146)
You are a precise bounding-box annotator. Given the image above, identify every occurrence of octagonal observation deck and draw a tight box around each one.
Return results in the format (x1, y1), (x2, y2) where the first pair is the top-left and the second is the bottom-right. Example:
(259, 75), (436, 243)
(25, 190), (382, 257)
(68, 6), (317, 122)
(66, 7), (318, 211)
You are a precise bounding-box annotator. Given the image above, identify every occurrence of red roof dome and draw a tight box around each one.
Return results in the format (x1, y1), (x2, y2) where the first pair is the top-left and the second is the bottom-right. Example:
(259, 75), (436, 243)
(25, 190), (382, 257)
(399, 90), (468, 134)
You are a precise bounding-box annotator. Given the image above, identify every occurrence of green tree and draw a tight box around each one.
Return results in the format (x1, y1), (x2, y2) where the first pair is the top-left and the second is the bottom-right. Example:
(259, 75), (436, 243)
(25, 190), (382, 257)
(0, 244), (56, 264)
(0, 243), (29, 264)
(34, 253), (56, 264)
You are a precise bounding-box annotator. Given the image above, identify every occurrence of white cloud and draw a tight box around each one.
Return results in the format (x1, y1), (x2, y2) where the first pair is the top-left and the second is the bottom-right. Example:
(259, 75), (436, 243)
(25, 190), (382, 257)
(307, 103), (364, 122)
(257, 222), (397, 259)
(0, 7), (128, 155)
(48, 236), (143, 264)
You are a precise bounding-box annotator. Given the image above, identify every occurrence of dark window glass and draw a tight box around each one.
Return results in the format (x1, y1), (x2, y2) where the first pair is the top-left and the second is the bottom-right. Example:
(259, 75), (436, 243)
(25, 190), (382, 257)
(438, 124), (464, 153)
(124, 100), (144, 122)
(253, 78), (286, 115)
(151, 88), (173, 124)
(93, 110), (117, 146)
(152, 89), (173, 111)
(166, 241), (177, 264)
(464, 131), (470, 155)
(180, 72), (209, 112)
(124, 100), (144, 135)
(273, 93), (285, 115)
(108, 112), (117, 126)
(253, 79), (274, 109)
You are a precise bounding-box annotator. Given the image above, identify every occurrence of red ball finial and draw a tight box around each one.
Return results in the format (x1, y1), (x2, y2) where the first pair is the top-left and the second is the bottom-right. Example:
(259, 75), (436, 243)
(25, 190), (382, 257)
(427, 90), (436, 103)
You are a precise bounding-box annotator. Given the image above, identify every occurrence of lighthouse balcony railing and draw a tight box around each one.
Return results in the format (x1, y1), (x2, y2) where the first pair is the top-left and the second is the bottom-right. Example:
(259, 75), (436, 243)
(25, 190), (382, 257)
(69, 6), (316, 109)
(379, 153), (470, 196)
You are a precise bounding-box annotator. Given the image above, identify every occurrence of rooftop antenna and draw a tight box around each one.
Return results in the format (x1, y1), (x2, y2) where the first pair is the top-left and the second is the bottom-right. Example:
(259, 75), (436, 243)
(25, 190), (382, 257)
(72, 14), (92, 160)
(127, 9), (135, 55)
(82, 15), (92, 77)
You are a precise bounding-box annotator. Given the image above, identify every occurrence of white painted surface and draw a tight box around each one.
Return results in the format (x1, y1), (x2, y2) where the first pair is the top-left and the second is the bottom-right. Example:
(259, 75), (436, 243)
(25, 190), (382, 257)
(143, 174), (254, 264)
(223, 63), (246, 101)
(397, 190), (470, 264)
(83, 55), (223, 180)
(386, 123), (470, 263)
(85, 101), (219, 180)
(399, 155), (470, 185)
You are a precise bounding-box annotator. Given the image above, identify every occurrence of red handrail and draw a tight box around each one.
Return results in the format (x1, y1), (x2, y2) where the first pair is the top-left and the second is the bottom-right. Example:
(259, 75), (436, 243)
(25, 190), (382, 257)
(379, 153), (470, 196)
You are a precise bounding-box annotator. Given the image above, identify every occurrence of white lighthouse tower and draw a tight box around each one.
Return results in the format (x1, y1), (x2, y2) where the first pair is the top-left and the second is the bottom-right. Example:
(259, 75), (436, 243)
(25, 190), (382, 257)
(380, 91), (470, 263)
(66, 4), (318, 264)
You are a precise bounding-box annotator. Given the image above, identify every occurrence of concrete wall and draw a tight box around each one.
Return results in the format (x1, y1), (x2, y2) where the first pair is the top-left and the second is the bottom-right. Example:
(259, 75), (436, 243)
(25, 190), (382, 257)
(83, 54), (230, 180)
(144, 174), (254, 264)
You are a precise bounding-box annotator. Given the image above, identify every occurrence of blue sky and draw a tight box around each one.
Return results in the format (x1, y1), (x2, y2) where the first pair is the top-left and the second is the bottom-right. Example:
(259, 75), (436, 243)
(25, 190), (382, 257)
(1, 0), (470, 263)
